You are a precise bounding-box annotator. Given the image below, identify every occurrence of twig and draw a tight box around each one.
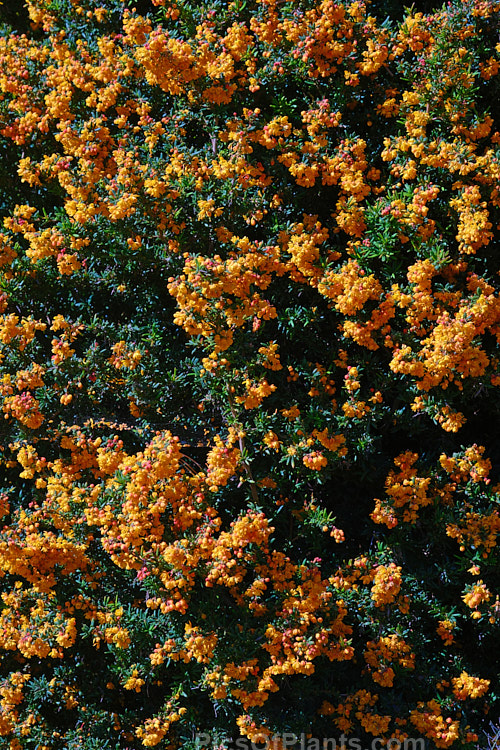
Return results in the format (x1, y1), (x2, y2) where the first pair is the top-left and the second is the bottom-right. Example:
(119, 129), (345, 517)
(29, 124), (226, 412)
(226, 390), (259, 504)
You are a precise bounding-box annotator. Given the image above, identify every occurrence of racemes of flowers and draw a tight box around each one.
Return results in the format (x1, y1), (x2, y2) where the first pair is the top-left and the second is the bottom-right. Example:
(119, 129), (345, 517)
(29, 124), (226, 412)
(0, 0), (498, 747)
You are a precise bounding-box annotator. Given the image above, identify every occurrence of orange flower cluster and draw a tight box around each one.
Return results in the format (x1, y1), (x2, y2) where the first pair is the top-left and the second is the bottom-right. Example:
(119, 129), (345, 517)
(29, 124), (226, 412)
(364, 634), (415, 687)
(410, 700), (460, 749)
(371, 451), (432, 527)
(371, 563), (403, 608)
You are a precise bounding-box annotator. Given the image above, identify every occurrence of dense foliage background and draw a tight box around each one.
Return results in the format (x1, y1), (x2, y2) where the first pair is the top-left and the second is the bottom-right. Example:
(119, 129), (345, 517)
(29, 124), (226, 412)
(0, 0), (499, 747)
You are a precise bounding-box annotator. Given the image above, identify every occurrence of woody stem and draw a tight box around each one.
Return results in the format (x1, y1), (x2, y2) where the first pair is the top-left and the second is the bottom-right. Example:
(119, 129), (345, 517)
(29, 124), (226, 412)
(227, 389), (259, 504)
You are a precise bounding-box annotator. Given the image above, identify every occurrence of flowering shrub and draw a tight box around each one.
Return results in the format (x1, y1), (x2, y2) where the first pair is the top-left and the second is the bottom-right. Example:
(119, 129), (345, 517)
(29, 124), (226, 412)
(0, 0), (499, 747)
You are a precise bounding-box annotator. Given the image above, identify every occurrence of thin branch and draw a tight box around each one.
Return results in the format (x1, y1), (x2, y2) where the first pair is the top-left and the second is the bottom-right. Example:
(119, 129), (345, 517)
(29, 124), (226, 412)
(226, 390), (259, 504)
